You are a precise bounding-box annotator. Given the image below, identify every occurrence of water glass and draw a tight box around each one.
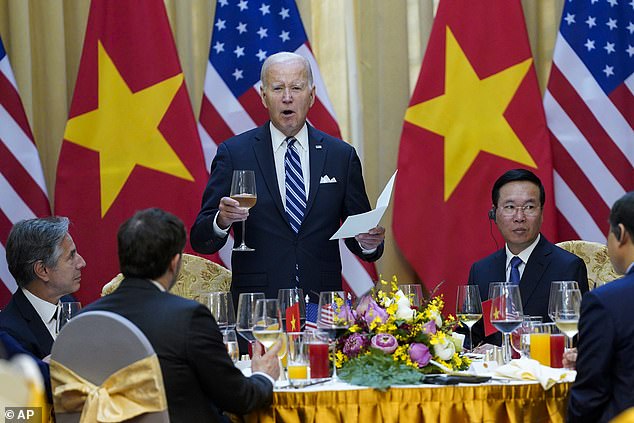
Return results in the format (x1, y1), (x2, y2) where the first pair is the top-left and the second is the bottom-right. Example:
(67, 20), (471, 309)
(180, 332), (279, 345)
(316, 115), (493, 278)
(286, 332), (310, 382)
(277, 288), (306, 332)
(200, 291), (236, 330)
(58, 301), (82, 332)
(399, 284), (424, 308)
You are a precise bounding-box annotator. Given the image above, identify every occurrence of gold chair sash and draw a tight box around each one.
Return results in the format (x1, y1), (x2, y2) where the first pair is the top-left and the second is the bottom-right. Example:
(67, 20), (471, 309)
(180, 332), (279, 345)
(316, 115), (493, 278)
(51, 354), (167, 423)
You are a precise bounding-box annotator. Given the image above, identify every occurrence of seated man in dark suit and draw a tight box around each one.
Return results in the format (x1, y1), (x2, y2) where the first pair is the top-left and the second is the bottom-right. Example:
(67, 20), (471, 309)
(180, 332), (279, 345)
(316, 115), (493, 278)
(83, 208), (280, 423)
(567, 191), (634, 423)
(0, 217), (86, 359)
(468, 169), (588, 346)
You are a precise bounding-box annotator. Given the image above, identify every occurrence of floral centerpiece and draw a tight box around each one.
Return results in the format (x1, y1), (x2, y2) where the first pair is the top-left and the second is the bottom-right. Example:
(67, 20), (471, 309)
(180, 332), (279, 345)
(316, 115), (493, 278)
(334, 277), (471, 389)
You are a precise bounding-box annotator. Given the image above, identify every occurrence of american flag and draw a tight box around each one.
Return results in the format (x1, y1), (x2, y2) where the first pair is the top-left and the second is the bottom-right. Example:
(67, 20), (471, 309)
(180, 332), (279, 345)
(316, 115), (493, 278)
(0, 35), (51, 306)
(305, 301), (318, 331)
(544, 0), (633, 242)
(199, 0), (377, 288)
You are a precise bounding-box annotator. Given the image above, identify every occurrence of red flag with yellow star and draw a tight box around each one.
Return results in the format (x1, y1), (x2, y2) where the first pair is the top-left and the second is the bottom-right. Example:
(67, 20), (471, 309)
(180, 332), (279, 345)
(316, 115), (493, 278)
(392, 0), (556, 312)
(54, 0), (208, 304)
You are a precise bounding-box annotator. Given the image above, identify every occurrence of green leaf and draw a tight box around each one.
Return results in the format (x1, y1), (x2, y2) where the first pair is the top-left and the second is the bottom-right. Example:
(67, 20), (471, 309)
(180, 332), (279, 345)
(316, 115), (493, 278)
(338, 353), (424, 391)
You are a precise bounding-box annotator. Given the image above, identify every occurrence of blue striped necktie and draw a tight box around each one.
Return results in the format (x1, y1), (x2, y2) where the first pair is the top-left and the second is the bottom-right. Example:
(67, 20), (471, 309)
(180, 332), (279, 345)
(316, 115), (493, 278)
(509, 256), (522, 284)
(284, 137), (306, 233)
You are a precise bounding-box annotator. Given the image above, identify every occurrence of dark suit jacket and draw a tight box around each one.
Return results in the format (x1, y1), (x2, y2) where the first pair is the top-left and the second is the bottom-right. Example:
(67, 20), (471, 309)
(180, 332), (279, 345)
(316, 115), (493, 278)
(82, 278), (273, 423)
(567, 268), (634, 423)
(0, 289), (54, 359)
(190, 122), (383, 299)
(468, 235), (589, 346)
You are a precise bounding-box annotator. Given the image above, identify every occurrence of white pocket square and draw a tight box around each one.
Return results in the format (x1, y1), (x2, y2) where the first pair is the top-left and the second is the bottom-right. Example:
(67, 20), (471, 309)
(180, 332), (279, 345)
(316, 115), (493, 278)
(320, 175), (337, 184)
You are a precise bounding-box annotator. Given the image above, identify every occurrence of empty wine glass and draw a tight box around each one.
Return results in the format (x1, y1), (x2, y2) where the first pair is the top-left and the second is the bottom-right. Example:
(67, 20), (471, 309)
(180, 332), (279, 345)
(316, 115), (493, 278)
(489, 282), (523, 364)
(553, 288), (581, 349)
(548, 281), (579, 321)
(317, 291), (353, 382)
(277, 288), (306, 332)
(455, 285), (482, 352)
(200, 291), (235, 330)
(231, 170), (257, 252)
(57, 301), (82, 332)
(236, 292), (265, 344)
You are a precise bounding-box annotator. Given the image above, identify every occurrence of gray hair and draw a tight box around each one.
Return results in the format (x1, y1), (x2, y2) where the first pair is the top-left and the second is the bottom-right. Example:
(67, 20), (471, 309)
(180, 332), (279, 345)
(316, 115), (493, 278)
(260, 52), (313, 89)
(6, 216), (70, 287)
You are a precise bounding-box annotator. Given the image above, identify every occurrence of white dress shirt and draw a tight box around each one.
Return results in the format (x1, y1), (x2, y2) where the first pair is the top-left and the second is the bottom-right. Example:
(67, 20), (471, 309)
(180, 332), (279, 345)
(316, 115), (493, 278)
(22, 288), (60, 339)
(505, 234), (541, 282)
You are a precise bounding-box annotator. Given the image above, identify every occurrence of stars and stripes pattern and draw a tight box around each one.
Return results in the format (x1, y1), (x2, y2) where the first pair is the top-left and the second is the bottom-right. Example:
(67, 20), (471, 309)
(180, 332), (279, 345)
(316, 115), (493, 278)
(544, 0), (633, 242)
(0, 35), (51, 306)
(199, 0), (377, 288)
(284, 137), (306, 232)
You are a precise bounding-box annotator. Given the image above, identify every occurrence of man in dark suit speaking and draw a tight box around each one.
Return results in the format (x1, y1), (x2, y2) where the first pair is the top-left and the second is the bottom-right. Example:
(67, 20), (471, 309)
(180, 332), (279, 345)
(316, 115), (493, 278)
(191, 52), (385, 299)
(567, 191), (634, 423)
(468, 169), (588, 346)
(83, 208), (280, 423)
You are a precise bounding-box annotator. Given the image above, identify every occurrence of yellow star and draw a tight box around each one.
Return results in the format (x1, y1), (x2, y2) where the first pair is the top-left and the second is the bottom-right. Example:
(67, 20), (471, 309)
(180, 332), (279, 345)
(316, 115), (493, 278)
(64, 40), (194, 217)
(291, 315), (297, 331)
(405, 27), (537, 201)
(493, 308), (501, 320)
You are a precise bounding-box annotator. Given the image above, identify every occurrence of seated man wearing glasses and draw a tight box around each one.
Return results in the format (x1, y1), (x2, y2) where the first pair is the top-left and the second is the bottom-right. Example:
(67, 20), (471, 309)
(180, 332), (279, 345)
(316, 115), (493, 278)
(468, 169), (589, 347)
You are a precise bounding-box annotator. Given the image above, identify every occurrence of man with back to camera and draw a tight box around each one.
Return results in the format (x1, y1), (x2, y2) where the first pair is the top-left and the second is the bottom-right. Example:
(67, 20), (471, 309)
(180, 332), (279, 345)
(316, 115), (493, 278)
(82, 208), (280, 423)
(1, 216), (86, 359)
(567, 191), (634, 423)
(190, 51), (385, 300)
(467, 169), (588, 347)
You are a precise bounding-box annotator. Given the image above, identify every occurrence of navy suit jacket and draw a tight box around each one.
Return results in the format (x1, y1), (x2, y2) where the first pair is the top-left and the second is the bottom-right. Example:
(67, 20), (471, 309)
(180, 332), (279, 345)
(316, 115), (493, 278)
(468, 235), (589, 346)
(82, 278), (273, 423)
(567, 267), (634, 423)
(0, 289), (53, 359)
(191, 122), (383, 299)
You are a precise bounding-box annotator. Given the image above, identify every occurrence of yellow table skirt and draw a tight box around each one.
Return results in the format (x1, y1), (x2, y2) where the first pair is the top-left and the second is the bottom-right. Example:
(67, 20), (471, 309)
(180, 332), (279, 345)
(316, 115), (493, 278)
(245, 382), (571, 423)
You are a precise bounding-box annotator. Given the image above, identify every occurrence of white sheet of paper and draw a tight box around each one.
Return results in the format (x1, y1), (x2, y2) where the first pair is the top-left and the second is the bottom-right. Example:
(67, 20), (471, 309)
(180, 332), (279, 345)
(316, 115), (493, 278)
(329, 170), (397, 240)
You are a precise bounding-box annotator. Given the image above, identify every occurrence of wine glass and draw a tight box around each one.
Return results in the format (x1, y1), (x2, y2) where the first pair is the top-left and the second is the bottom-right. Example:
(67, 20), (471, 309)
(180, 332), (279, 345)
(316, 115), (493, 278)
(252, 299), (283, 350)
(553, 288), (581, 349)
(236, 292), (265, 344)
(455, 285), (482, 352)
(399, 284), (424, 308)
(223, 329), (239, 364)
(317, 291), (353, 382)
(58, 301), (82, 332)
(548, 281), (579, 321)
(277, 288), (306, 332)
(230, 170), (257, 252)
(489, 282), (523, 364)
(200, 291), (235, 331)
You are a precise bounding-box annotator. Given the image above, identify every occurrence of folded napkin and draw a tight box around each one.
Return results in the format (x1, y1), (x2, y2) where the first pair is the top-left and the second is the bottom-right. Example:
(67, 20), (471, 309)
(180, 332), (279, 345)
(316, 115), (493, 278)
(493, 358), (575, 390)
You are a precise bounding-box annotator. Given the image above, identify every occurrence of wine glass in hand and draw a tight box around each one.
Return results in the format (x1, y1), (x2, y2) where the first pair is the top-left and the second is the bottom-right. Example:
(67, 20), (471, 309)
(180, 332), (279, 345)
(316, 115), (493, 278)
(252, 299), (283, 351)
(230, 170), (257, 251)
(489, 283), (523, 364)
(456, 285), (482, 352)
(317, 291), (352, 381)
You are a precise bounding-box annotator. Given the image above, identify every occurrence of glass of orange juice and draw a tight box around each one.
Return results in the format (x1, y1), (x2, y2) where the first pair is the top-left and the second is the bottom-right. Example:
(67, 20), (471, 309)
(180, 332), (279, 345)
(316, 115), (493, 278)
(286, 332), (309, 382)
(529, 323), (551, 366)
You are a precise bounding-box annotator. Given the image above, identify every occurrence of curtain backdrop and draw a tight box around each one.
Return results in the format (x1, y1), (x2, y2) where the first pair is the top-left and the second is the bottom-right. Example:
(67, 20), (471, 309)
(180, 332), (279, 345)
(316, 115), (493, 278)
(0, 0), (564, 285)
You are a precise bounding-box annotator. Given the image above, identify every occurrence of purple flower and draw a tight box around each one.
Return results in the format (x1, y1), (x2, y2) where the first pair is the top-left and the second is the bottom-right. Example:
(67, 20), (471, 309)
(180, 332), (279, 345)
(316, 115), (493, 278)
(343, 333), (370, 358)
(370, 333), (398, 354)
(422, 320), (437, 335)
(356, 295), (388, 325)
(409, 343), (431, 368)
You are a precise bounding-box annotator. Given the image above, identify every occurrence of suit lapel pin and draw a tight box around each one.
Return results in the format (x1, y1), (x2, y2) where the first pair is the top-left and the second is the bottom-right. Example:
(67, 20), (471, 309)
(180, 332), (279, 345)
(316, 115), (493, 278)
(315, 145), (322, 149)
